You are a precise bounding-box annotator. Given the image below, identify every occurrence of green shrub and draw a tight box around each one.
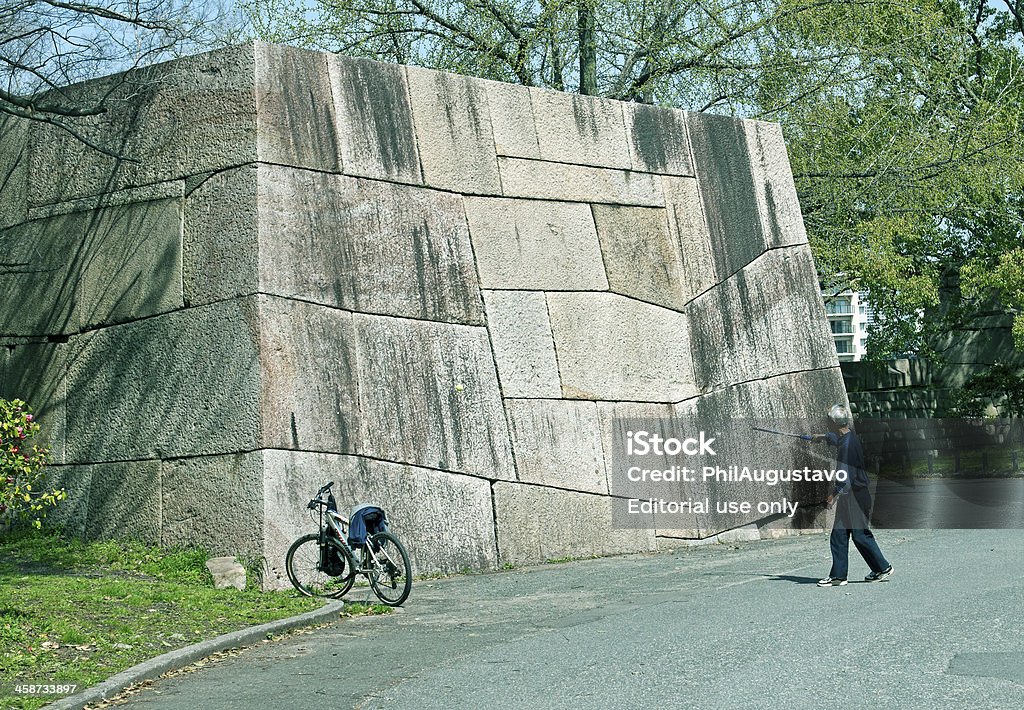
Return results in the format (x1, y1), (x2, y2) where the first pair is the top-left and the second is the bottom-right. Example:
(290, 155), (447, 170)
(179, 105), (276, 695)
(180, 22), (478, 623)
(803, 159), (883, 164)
(0, 398), (64, 528)
(950, 363), (1024, 418)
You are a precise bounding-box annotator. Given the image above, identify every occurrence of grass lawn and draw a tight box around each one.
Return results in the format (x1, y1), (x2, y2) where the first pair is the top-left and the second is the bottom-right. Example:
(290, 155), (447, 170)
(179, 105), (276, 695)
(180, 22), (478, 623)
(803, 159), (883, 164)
(0, 530), (361, 710)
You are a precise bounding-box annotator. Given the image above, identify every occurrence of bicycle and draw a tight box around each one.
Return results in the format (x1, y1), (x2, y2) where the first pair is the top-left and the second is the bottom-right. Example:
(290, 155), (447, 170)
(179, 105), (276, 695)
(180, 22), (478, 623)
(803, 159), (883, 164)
(285, 481), (413, 606)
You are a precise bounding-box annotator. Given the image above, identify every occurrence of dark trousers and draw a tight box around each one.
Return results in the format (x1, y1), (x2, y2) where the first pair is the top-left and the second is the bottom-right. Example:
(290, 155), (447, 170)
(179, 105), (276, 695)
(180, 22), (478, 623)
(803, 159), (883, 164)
(829, 488), (889, 580)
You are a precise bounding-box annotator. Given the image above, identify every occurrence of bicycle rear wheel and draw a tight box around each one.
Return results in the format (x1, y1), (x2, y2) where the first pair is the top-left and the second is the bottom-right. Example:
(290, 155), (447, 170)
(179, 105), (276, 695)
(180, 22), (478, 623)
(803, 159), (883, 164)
(366, 531), (412, 606)
(285, 533), (356, 598)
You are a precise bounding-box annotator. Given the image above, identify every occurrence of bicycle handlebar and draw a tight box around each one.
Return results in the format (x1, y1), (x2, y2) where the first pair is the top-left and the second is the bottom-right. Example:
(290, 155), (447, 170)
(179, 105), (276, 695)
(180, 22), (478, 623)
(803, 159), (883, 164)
(307, 482), (336, 510)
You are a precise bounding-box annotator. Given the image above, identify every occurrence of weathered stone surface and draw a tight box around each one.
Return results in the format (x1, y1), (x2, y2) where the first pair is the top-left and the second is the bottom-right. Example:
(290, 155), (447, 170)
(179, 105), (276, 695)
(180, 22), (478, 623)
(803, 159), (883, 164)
(662, 177), (717, 299)
(256, 43), (339, 171)
(28, 44), (257, 207)
(328, 55), (422, 183)
(493, 482), (656, 566)
(262, 450), (498, 586)
(498, 157), (664, 206)
(715, 525), (763, 543)
(162, 452), (264, 558)
(624, 103), (694, 176)
(675, 368), (848, 534)
(259, 166), (483, 324)
(406, 66), (501, 194)
(259, 296), (358, 453)
(596, 400), (675, 476)
(597, 400), (711, 535)
(531, 89), (630, 169)
(686, 117), (806, 280)
(605, 377), (841, 537)
(591, 204), (690, 310)
(546, 292), (698, 402)
(205, 556), (247, 590)
(184, 166), (258, 306)
(934, 322), (1023, 366)
(483, 80), (539, 159)
(744, 120), (807, 249)
(0, 217), (80, 335)
(0, 113), (29, 229)
(76, 197), (184, 330)
(84, 460), (161, 543)
(686, 370), (842, 455)
(464, 197), (608, 291)
(0, 340), (69, 464)
(354, 314), (514, 478)
(66, 299), (262, 462)
(0, 197), (183, 334)
(481, 291), (561, 399)
(841, 358), (936, 391)
(28, 181), (184, 220)
(687, 112), (767, 280)
(38, 464), (91, 536)
(505, 399), (607, 494)
(687, 246), (838, 392)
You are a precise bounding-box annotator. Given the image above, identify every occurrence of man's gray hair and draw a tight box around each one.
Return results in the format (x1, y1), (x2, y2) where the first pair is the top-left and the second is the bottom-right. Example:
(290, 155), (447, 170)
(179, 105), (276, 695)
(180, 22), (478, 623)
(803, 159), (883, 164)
(828, 404), (850, 426)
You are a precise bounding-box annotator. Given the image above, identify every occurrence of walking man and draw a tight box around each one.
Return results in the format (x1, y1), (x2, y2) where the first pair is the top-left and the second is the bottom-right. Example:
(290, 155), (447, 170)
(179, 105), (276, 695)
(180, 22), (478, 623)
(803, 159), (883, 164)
(813, 404), (893, 587)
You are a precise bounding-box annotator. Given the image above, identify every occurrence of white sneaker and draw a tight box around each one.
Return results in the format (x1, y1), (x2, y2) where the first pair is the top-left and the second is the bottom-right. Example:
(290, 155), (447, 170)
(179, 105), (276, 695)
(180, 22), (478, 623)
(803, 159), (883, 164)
(817, 576), (848, 587)
(865, 565), (893, 582)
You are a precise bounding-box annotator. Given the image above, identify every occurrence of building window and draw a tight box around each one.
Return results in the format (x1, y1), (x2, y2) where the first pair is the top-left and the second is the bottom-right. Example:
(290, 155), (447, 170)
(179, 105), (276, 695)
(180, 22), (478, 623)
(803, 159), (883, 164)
(830, 319), (853, 334)
(835, 338), (853, 354)
(826, 298), (852, 315)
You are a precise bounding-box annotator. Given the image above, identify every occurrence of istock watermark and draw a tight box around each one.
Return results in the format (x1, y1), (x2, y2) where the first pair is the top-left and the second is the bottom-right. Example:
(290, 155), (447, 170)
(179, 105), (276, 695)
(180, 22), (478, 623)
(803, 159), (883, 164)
(610, 416), (1024, 531)
(625, 429), (717, 456)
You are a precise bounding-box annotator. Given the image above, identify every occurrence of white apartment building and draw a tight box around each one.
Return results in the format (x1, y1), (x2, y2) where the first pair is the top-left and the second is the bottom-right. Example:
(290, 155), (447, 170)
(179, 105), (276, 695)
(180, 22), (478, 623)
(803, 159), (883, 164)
(823, 290), (873, 361)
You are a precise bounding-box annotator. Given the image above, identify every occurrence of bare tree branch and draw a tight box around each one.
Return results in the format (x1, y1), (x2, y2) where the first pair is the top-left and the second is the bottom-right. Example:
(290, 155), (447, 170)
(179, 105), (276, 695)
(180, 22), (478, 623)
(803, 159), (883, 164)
(0, 85), (104, 115)
(1, 1), (244, 158)
(40, 0), (179, 32)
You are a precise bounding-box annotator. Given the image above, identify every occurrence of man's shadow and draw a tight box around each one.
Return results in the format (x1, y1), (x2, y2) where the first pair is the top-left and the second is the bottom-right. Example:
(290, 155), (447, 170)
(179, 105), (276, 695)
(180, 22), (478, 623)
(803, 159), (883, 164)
(767, 574), (881, 585)
(767, 574), (820, 585)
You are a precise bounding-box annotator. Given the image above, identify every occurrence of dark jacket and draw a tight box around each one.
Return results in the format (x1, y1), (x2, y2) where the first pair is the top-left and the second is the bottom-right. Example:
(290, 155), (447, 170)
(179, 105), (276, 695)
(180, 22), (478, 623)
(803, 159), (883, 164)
(826, 430), (869, 495)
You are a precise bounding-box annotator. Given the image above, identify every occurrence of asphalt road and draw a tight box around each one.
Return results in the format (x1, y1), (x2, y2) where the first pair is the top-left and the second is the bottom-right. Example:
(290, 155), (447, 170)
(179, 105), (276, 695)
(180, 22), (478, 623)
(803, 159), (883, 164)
(114, 529), (1024, 709)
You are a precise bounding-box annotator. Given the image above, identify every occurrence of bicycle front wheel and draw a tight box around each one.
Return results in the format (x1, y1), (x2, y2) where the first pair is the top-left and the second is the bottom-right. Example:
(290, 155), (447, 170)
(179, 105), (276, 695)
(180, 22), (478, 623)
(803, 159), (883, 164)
(285, 533), (356, 599)
(366, 531), (412, 606)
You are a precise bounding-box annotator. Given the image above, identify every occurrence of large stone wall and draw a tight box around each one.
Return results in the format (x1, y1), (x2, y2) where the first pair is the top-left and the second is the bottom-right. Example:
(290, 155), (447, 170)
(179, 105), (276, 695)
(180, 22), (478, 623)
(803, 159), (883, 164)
(0, 43), (845, 585)
(843, 318), (1024, 419)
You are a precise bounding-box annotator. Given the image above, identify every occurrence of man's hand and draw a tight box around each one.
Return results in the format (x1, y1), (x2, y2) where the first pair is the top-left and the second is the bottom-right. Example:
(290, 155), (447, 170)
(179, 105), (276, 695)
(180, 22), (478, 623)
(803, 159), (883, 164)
(826, 494), (835, 509)
(811, 434), (827, 443)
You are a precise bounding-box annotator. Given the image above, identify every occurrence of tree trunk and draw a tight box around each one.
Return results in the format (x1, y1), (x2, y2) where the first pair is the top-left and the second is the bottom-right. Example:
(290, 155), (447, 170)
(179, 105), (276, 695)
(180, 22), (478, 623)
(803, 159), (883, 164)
(578, 1), (597, 95)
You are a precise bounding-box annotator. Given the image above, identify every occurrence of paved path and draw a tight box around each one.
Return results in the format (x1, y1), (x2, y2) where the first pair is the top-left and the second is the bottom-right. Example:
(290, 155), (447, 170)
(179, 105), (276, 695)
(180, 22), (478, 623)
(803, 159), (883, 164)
(116, 530), (1024, 709)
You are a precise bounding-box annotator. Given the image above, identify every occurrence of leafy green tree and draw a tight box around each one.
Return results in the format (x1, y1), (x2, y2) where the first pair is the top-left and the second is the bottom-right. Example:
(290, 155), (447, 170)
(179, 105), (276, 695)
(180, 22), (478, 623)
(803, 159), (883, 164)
(963, 246), (1024, 348)
(765, 1), (1024, 359)
(244, 0), (1024, 360)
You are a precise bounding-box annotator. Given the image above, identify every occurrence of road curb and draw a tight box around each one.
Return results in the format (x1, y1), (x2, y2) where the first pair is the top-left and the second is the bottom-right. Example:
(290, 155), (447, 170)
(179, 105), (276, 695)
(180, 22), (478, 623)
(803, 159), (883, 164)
(46, 601), (346, 710)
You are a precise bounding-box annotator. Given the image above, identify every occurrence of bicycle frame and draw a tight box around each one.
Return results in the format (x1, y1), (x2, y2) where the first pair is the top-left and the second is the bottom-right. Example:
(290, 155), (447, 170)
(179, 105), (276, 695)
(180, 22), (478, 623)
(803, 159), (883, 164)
(316, 499), (382, 574)
(316, 503), (357, 562)
(315, 498), (386, 569)
(327, 512), (392, 575)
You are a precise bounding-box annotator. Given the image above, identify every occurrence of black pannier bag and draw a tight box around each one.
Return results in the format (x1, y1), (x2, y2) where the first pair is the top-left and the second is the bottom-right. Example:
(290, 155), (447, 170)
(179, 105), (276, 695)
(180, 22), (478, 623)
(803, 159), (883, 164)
(320, 543), (346, 576)
(320, 492), (347, 576)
